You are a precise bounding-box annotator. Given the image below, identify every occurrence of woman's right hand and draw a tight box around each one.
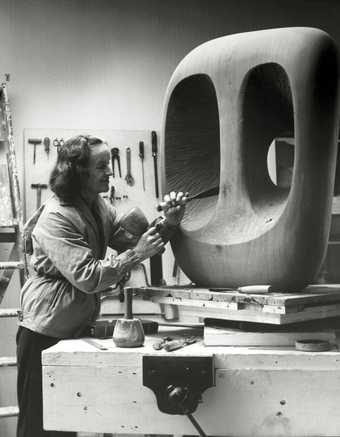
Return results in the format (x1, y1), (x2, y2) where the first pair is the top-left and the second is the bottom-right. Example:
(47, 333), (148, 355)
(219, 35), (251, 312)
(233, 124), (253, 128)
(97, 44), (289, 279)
(134, 226), (165, 261)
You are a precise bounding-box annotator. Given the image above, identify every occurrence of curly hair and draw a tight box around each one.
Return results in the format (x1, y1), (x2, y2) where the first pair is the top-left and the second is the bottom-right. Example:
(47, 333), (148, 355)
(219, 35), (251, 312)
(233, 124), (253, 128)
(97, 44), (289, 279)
(49, 135), (104, 203)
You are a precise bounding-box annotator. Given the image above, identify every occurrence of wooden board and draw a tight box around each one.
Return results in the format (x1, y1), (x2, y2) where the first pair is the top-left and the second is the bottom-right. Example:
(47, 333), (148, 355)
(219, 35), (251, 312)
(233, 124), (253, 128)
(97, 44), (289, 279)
(141, 285), (340, 324)
(203, 326), (337, 347)
(42, 335), (340, 436)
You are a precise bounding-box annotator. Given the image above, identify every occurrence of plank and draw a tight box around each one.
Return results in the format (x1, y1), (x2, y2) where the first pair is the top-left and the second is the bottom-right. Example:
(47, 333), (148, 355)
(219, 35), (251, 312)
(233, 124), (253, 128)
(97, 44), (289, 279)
(142, 285), (340, 307)
(149, 296), (239, 311)
(203, 326), (337, 347)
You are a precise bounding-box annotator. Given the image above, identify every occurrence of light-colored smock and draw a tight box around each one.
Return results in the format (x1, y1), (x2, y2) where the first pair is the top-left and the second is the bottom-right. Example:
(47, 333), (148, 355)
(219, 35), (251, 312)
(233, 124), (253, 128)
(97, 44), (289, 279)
(20, 195), (142, 338)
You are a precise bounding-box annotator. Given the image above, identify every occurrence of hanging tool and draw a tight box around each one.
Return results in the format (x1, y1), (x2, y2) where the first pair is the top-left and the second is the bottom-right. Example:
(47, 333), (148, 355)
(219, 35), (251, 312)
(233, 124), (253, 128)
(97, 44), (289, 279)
(110, 147), (121, 177)
(31, 183), (47, 210)
(151, 131), (159, 198)
(28, 138), (42, 164)
(156, 185), (219, 212)
(125, 147), (135, 186)
(139, 141), (145, 191)
(53, 138), (64, 154)
(43, 137), (50, 158)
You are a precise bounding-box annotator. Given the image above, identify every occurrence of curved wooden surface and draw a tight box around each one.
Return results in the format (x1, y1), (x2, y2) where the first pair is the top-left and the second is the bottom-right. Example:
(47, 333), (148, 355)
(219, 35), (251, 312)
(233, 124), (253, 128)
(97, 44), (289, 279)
(161, 27), (340, 290)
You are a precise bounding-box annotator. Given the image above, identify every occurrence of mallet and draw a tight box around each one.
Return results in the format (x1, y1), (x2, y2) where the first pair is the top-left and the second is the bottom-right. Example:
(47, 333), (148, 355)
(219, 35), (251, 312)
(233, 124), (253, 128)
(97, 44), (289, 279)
(28, 138), (42, 165)
(31, 183), (47, 210)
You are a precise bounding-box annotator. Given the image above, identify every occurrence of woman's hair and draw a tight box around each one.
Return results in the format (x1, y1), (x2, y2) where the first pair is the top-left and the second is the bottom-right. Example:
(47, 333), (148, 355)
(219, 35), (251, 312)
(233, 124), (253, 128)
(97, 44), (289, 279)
(49, 135), (104, 202)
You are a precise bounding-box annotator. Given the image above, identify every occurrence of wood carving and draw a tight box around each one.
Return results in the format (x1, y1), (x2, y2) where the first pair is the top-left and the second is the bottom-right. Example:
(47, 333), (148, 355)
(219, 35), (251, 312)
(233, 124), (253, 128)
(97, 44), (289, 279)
(161, 27), (340, 290)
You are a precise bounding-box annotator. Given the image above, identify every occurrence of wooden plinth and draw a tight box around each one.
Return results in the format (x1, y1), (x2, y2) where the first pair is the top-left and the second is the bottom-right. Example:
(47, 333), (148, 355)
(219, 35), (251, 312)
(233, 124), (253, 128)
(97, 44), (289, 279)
(141, 284), (340, 324)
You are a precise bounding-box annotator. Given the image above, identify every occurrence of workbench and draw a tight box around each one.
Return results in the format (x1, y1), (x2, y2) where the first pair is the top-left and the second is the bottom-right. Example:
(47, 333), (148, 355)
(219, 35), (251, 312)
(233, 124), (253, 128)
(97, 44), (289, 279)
(42, 327), (340, 436)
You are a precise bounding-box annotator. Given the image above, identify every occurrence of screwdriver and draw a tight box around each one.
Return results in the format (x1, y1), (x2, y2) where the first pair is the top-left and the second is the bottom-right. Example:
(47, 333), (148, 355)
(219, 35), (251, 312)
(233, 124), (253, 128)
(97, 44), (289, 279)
(139, 141), (145, 191)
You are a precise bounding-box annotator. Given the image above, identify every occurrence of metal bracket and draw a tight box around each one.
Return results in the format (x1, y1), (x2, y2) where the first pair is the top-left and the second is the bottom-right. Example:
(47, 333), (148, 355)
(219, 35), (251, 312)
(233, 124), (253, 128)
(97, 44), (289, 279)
(143, 355), (214, 415)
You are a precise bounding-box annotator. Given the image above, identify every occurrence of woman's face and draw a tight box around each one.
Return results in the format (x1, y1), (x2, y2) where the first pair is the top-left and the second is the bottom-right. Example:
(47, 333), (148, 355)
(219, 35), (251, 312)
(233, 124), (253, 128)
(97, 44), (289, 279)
(84, 143), (112, 195)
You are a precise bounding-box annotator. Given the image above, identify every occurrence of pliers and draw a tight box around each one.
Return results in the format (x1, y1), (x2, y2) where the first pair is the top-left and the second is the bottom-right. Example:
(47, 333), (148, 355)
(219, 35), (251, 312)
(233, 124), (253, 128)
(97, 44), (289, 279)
(111, 147), (121, 177)
(53, 138), (64, 154)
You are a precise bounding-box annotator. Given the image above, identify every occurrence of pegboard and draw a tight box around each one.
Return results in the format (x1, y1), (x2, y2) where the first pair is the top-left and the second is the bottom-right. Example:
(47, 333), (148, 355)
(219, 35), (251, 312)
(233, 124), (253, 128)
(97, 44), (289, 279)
(23, 128), (161, 222)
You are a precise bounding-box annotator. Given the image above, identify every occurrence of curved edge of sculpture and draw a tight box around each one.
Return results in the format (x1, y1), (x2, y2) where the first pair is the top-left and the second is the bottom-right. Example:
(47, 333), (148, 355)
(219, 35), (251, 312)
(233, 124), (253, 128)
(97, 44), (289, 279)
(161, 27), (340, 290)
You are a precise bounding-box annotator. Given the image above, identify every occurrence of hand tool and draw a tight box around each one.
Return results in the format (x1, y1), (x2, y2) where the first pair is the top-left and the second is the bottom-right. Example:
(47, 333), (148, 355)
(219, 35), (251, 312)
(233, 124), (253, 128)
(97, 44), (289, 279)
(28, 138), (42, 164)
(110, 147), (121, 177)
(53, 138), (64, 154)
(151, 131), (159, 198)
(153, 336), (173, 350)
(163, 336), (197, 351)
(125, 147), (135, 186)
(113, 288), (145, 347)
(139, 141), (145, 191)
(31, 183), (47, 210)
(153, 336), (197, 352)
(156, 186), (219, 212)
(43, 137), (50, 158)
(82, 337), (108, 351)
(237, 285), (272, 294)
(208, 284), (272, 293)
(120, 206), (149, 234)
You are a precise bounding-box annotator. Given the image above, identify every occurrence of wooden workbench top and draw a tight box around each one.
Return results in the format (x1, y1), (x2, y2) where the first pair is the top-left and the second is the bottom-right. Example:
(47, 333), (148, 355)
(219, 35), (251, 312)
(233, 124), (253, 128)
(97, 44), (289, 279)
(42, 326), (340, 370)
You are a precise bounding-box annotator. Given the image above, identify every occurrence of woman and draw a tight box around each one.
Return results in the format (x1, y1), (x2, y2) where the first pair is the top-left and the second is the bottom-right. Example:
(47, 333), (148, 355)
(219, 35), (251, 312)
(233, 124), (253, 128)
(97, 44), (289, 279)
(17, 134), (187, 437)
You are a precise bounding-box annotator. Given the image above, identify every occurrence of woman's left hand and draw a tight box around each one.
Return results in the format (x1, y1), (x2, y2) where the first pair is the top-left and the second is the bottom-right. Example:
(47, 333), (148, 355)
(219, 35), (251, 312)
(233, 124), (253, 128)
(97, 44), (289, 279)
(160, 191), (188, 226)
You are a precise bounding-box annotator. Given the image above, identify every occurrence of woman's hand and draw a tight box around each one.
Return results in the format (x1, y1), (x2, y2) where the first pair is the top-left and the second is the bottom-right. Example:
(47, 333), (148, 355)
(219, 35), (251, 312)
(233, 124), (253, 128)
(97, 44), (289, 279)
(159, 191), (188, 226)
(134, 226), (165, 261)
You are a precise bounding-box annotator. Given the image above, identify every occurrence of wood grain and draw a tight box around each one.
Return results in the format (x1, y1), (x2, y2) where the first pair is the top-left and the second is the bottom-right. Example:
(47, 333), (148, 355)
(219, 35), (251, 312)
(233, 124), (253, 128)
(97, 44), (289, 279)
(161, 27), (340, 290)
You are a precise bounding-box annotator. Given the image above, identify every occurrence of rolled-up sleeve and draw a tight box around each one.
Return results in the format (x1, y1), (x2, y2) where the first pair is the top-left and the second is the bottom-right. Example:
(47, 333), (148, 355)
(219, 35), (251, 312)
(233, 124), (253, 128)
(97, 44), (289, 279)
(33, 211), (141, 293)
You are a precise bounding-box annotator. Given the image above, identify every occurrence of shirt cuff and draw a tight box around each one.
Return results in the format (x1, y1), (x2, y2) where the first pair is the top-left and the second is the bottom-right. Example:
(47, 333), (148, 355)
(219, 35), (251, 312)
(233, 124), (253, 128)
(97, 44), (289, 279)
(110, 249), (142, 276)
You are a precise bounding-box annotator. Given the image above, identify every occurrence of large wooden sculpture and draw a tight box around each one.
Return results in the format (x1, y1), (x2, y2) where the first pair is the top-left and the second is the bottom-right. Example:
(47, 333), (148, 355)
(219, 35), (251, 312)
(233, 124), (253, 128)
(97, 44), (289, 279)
(161, 27), (340, 290)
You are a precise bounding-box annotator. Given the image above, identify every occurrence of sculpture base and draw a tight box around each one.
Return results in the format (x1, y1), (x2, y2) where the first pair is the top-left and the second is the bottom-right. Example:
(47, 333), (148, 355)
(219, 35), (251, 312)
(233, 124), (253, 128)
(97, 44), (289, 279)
(141, 284), (340, 325)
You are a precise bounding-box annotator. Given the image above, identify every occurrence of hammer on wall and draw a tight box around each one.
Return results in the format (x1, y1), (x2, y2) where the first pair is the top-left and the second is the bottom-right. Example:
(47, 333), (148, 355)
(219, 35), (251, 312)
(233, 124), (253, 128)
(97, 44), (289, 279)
(31, 183), (47, 210)
(28, 138), (42, 164)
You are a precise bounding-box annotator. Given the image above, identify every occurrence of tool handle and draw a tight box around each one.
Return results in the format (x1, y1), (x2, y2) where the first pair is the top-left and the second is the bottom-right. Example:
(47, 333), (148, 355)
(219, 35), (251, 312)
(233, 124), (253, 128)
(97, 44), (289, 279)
(164, 339), (185, 351)
(43, 137), (50, 152)
(139, 141), (144, 159)
(237, 285), (272, 294)
(126, 147), (132, 171)
(156, 186), (219, 211)
(151, 131), (157, 156)
(124, 288), (133, 319)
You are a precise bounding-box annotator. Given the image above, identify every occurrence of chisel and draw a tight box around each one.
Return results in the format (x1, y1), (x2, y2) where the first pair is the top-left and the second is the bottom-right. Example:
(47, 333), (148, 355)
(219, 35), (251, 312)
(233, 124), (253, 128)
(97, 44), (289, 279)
(151, 131), (159, 198)
(156, 185), (219, 212)
(139, 141), (145, 191)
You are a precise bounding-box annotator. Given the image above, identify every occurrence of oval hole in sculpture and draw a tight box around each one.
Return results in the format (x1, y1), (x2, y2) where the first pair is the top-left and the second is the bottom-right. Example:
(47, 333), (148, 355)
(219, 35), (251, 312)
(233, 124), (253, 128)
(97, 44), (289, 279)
(267, 137), (295, 189)
(164, 74), (220, 232)
(243, 63), (294, 223)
